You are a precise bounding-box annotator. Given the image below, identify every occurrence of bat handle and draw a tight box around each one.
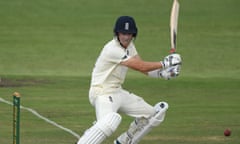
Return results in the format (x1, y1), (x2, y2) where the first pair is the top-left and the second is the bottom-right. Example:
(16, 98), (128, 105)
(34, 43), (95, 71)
(170, 48), (176, 53)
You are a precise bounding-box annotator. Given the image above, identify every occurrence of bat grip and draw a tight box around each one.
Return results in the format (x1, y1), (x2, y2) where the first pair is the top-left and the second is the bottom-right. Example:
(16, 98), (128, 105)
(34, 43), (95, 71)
(170, 48), (176, 53)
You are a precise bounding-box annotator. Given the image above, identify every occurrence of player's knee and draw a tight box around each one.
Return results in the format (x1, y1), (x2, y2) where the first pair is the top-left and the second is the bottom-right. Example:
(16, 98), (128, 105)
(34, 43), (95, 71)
(96, 112), (122, 136)
(150, 102), (169, 126)
(154, 101), (169, 113)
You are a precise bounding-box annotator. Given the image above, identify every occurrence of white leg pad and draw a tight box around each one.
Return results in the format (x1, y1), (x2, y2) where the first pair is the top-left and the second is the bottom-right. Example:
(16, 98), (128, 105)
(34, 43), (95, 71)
(149, 101), (169, 126)
(115, 102), (168, 144)
(77, 112), (121, 144)
(77, 126), (106, 144)
(131, 102), (168, 143)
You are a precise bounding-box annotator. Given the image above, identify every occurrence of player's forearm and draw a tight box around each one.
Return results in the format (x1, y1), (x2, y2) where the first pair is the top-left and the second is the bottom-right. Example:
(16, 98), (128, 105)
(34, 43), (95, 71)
(121, 55), (165, 72)
(136, 61), (163, 73)
(121, 57), (163, 73)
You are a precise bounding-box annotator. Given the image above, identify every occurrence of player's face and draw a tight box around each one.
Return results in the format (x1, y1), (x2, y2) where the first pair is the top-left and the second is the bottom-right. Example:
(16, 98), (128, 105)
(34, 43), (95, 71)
(118, 33), (133, 48)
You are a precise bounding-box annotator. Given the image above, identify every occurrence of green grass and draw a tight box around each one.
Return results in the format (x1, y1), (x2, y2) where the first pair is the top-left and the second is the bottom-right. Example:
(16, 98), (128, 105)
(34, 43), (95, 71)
(0, 0), (240, 144)
(1, 76), (239, 144)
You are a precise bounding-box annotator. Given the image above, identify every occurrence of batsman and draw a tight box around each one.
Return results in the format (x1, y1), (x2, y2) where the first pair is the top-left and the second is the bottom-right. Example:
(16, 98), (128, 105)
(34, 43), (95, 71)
(77, 16), (182, 144)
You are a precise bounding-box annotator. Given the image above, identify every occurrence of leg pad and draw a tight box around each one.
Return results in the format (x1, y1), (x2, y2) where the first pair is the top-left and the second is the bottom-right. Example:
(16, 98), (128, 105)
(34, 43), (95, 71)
(77, 112), (121, 144)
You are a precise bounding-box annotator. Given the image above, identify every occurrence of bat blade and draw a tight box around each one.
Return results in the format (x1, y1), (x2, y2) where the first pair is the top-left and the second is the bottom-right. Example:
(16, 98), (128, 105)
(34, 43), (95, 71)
(170, 0), (180, 53)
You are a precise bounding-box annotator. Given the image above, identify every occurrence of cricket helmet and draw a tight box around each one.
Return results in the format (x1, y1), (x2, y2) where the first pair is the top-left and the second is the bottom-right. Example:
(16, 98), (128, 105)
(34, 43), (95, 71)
(114, 16), (138, 37)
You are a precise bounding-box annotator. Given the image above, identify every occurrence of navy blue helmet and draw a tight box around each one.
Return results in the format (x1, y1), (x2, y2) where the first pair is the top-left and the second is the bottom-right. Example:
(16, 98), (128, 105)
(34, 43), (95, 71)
(114, 16), (138, 37)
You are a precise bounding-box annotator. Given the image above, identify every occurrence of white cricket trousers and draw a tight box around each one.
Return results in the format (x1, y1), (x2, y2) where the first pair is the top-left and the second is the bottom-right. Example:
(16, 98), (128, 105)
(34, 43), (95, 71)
(89, 87), (155, 120)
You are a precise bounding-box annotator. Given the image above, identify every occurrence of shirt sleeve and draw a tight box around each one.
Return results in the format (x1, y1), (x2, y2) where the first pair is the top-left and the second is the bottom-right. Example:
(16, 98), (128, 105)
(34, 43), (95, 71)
(121, 43), (138, 62)
(104, 47), (126, 64)
(103, 41), (138, 64)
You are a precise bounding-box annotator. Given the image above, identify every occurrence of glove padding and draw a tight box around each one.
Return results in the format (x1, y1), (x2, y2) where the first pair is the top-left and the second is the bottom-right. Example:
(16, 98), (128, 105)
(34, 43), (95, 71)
(160, 64), (181, 80)
(148, 64), (181, 80)
(161, 53), (181, 69)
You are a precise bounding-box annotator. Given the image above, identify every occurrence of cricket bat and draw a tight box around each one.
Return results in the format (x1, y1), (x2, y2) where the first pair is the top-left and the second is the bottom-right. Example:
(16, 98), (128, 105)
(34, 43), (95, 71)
(170, 0), (180, 53)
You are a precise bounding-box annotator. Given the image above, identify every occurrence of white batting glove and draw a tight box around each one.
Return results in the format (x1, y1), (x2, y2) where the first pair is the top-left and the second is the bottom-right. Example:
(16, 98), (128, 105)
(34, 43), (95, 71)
(160, 64), (181, 80)
(160, 53), (182, 69)
(147, 64), (181, 79)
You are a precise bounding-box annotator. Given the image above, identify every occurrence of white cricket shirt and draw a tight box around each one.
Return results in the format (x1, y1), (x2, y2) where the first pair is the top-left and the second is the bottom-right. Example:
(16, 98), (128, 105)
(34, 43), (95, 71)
(91, 37), (138, 92)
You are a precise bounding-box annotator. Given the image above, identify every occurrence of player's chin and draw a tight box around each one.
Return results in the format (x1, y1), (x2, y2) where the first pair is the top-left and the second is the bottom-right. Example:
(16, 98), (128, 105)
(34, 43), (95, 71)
(121, 41), (131, 48)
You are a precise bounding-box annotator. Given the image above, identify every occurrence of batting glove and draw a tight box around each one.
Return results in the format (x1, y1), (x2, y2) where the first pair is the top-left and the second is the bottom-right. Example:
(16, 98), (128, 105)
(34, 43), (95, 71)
(160, 53), (182, 69)
(160, 64), (181, 80)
